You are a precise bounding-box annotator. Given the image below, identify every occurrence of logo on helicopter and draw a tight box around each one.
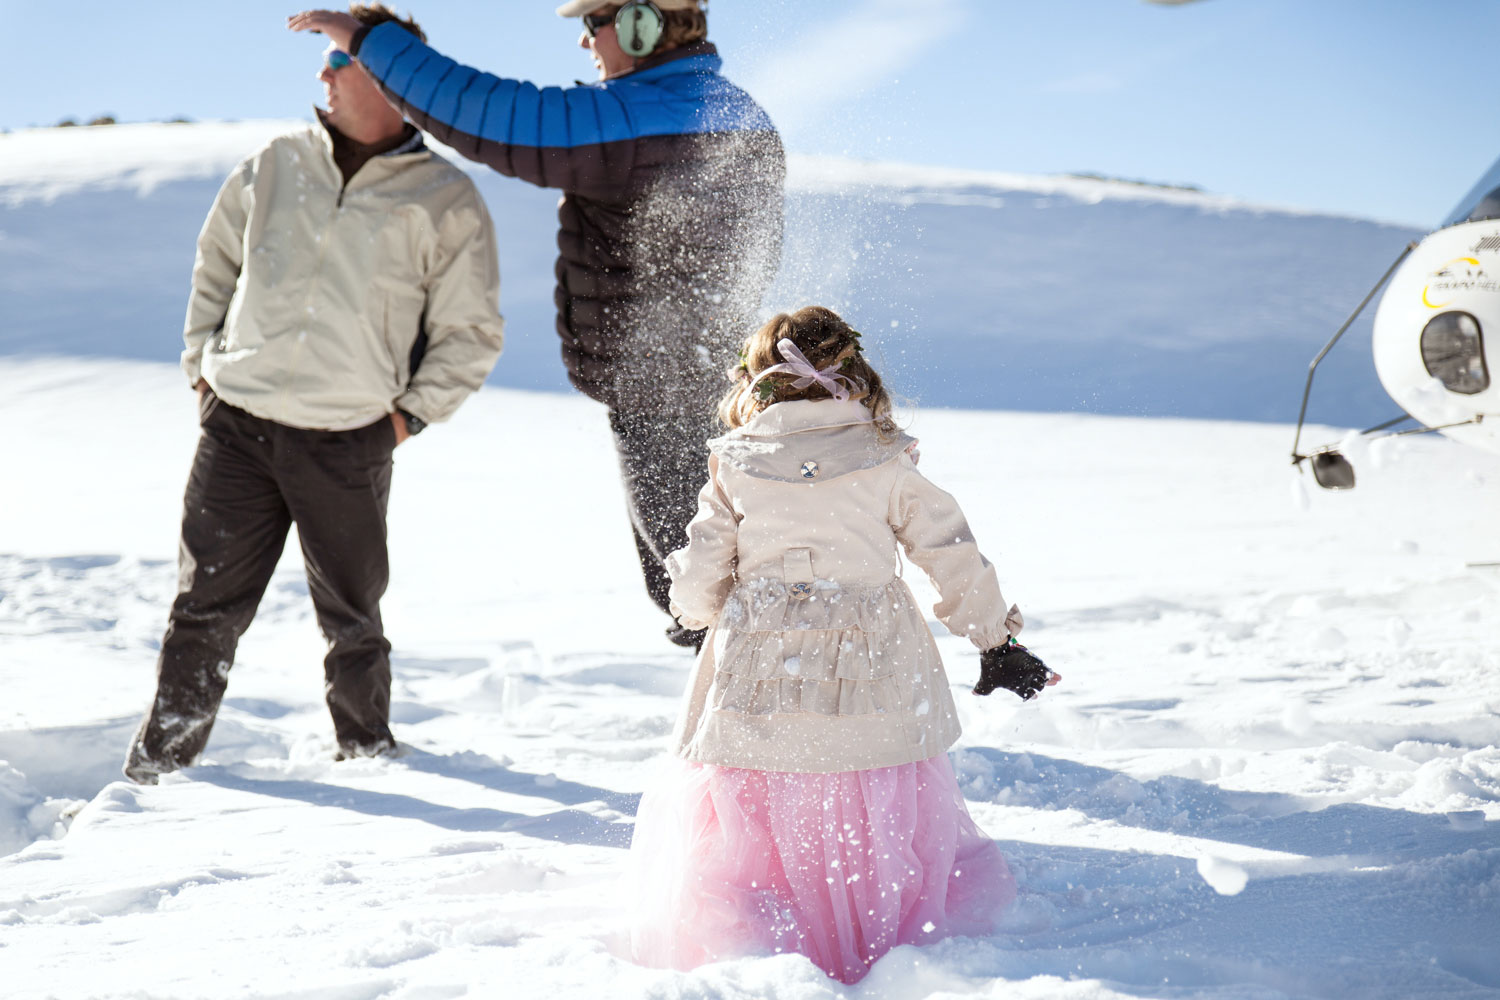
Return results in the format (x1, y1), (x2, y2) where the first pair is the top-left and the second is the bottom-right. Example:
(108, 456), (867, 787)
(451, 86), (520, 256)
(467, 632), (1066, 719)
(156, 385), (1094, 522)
(1422, 255), (1500, 308)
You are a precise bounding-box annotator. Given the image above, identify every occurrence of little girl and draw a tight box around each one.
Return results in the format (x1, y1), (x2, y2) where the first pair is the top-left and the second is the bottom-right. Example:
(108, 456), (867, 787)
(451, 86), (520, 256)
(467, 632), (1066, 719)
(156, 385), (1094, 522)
(628, 306), (1058, 983)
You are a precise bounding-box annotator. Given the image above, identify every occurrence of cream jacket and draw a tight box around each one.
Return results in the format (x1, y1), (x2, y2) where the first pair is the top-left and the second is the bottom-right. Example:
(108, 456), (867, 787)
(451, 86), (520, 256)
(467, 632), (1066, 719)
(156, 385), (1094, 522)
(666, 399), (1024, 773)
(183, 122), (504, 431)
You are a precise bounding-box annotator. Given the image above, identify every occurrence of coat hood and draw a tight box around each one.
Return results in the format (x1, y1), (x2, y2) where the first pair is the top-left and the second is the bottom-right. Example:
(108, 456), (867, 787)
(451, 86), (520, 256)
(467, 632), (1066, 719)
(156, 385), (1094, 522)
(709, 400), (915, 484)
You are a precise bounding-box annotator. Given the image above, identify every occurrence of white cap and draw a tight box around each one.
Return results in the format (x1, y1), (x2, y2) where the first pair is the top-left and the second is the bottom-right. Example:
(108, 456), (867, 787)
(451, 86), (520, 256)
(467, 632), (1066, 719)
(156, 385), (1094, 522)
(556, 0), (700, 17)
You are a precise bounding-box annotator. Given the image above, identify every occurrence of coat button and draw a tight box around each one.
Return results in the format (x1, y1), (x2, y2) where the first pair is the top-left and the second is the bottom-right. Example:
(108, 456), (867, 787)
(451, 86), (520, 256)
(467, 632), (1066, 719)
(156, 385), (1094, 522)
(800, 460), (820, 479)
(789, 582), (813, 600)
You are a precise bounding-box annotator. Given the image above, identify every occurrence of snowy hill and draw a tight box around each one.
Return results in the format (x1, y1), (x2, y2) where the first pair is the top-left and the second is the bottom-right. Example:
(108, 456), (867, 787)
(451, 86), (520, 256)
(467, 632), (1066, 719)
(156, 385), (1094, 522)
(1, 120), (1421, 424)
(1, 124), (1498, 999)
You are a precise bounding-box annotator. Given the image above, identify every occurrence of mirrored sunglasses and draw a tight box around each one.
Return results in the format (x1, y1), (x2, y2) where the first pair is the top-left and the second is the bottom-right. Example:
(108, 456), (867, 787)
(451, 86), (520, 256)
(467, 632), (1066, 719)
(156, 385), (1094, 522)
(581, 11), (614, 37)
(325, 49), (354, 71)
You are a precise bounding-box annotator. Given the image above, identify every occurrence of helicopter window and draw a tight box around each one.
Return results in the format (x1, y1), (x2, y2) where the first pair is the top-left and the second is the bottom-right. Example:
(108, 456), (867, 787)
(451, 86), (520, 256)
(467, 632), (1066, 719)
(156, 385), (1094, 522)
(1420, 311), (1490, 394)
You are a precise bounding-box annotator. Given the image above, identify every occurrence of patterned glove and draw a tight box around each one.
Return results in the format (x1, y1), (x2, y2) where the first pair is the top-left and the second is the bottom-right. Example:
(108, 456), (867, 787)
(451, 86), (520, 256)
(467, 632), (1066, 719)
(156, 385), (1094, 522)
(973, 640), (1052, 699)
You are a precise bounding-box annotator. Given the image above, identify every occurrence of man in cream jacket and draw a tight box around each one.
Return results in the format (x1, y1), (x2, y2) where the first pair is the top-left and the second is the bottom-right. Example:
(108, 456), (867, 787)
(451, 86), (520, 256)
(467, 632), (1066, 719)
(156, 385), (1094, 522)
(124, 4), (504, 783)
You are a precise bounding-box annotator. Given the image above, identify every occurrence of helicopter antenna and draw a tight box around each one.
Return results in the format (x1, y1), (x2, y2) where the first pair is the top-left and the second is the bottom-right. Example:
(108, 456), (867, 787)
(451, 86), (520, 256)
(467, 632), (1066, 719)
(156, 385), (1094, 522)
(1291, 242), (1418, 466)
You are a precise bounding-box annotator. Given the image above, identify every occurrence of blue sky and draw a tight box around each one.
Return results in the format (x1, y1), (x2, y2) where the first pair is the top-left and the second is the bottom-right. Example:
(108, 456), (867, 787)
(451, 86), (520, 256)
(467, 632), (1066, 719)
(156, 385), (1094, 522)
(4, 0), (1497, 227)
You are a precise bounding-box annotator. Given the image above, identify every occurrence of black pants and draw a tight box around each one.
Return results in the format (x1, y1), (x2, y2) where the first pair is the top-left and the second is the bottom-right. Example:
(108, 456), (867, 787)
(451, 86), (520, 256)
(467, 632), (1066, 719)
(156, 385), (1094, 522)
(130, 392), (397, 772)
(608, 410), (719, 633)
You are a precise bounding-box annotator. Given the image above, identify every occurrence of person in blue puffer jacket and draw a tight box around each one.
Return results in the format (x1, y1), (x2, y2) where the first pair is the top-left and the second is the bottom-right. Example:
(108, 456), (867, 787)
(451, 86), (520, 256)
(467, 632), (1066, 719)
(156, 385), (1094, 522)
(291, 1), (785, 651)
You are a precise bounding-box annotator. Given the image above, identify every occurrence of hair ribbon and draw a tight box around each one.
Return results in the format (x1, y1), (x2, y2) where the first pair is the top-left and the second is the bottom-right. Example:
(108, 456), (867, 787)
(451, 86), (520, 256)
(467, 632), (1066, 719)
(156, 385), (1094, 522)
(748, 338), (858, 403)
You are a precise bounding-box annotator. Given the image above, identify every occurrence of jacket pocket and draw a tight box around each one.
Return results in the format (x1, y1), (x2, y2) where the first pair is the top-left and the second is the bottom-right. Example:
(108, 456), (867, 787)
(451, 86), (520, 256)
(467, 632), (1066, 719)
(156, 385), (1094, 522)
(380, 287), (425, 391)
(378, 411), (398, 452)
(197, 385), (221, 426)
(382, 294), (401, 389)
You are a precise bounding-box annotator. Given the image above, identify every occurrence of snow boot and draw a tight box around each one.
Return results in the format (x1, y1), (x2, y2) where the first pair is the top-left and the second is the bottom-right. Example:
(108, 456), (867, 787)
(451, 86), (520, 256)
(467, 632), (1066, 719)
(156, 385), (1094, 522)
(122, 744), (169, 786)
(121, 712), (213, 785)
(334, 736), (400, 762)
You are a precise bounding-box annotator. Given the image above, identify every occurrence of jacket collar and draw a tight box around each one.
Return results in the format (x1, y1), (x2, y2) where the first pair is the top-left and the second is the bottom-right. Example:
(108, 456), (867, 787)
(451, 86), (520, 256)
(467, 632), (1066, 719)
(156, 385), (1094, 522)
(617, 41), (721, 82)
(313, 110), (426, 170)
(712, 399), (914, 483)
(730, 399), (880, 438)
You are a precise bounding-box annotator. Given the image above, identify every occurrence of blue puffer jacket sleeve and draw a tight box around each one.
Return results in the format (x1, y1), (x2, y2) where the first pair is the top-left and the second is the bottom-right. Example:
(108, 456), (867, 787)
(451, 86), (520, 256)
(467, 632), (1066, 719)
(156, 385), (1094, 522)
(352, 23), (768, 199)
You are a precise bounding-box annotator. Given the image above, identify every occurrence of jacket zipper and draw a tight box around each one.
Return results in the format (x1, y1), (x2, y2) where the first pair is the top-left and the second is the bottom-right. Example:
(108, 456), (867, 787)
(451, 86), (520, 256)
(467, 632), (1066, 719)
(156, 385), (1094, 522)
(271, 137), (418, 424)
(276, 158), (353, 421)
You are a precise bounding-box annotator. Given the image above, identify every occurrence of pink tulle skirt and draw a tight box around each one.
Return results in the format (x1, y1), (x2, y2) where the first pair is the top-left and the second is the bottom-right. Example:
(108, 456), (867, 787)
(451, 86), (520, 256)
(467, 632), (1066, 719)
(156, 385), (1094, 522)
(627, 753), (1015, 984)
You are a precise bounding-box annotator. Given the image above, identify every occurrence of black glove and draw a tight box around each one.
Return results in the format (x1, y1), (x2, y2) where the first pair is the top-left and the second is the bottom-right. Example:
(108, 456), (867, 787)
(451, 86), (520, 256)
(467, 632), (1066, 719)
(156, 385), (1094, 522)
(973, 641), (1052, 699)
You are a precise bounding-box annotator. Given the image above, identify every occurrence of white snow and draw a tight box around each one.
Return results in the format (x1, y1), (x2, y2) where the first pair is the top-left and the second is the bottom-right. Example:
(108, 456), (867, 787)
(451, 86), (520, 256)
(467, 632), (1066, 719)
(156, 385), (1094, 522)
(0, 121), (1267, 212)
(0, 121), (306, 205)
(2, 356), (1498, 999)
(2, 122), (1499, 1000)
(0, 119), (1422, 425)
(785, 153), (1270, 215)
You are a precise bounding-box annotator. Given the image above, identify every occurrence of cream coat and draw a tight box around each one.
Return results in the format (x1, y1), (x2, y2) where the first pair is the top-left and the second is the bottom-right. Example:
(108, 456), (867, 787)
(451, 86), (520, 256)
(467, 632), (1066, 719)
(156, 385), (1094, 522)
(183, 123), (504, 431)
(666, 399), (1023, 773)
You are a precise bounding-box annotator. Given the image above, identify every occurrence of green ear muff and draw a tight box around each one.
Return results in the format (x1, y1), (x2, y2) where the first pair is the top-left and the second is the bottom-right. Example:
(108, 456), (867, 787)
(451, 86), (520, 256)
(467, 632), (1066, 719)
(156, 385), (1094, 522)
(615, 0), (665, 58)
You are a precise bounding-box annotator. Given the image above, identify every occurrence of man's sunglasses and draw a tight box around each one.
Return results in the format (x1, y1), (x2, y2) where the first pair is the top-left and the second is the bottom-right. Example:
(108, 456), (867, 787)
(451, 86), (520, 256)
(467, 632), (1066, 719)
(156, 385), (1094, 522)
(325, 49), (354, 71)
(581, 11), (615, 38)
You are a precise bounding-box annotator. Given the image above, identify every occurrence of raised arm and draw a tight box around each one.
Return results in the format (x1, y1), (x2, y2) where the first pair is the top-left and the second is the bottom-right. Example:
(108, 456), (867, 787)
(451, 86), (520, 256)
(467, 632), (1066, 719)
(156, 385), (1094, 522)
(290, 10), (640, 196)
(889, 455), (1023, 649)
(353, 23), (640, 195)
(182, 161), (252, 387)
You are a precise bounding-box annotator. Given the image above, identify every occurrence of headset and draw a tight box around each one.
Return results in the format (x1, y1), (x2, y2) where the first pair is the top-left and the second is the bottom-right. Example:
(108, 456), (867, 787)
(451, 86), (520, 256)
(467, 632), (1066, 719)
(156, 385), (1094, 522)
(614, 0), (665, 58)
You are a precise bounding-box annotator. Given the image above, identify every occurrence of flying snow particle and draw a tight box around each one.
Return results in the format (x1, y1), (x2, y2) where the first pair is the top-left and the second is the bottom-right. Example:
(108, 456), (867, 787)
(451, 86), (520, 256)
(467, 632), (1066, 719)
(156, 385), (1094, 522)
(1196, 856), (1248, 896)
